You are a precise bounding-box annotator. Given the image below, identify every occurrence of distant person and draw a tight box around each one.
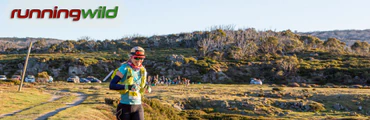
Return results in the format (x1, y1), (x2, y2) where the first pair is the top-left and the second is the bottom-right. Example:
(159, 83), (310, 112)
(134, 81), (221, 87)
(186, 79), (190, 87)
(147, 75), (151, 85)
(109, 46), (149, 120)
(168, 78), (172, 85)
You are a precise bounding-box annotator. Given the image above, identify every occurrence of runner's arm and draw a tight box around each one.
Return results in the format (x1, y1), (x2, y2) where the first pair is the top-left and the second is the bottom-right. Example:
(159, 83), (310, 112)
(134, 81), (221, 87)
(109, 71), (131, 90)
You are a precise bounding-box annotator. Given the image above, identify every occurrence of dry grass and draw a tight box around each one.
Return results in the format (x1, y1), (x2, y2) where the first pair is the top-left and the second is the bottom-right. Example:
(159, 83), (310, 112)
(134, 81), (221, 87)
(2, 83), (370, 119)
(1, 93), (77, 120)
(146, 84), (370, 119)
(48, 104), (115, 120)
(0, 85), (51, 115)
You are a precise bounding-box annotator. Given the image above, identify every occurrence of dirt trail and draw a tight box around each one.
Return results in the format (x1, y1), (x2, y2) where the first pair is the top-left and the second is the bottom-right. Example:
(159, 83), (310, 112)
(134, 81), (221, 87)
(35, 92), (87, 120)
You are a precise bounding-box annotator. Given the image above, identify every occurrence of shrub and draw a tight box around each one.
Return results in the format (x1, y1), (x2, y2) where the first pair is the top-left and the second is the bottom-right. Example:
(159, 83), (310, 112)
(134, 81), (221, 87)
(185, 110), (207, 116)
(0, 81), (15, 86)
(174, 61), (182, 67)
(143, 98), (185, 120)
(309, 102), (326, 112)
(272, 87), (284, 91)
(184, 57), (197, 64)
(195, 60), (208, 67)
(12, 80), (21, 85)
(37, 71), (49, 78)
(37, 71), (49, 83)
(202, 108), (214, 113)
(104, 97), (120, 107)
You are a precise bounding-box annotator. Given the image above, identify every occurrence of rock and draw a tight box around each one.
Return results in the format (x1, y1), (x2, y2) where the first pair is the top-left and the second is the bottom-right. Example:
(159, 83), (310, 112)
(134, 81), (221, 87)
(221, 101), (230, 108)
(167, 54), (185, 63)
(358, 106), (362, 111)
(351, 85), (362, 88)
(52, 68), (61, 77)
(349, 111), (357, 116)
(333, 103), (341, 110)
(288, 82), (300, 87)
(279, 103), (286, 108)
(18, 63), (24, 69)
(356, 102), (361, 105)
(284, 111), (290, 115)
(304, 105), (311, 111)
(173, 104), (182, 111)
(241, 111), (246, 115)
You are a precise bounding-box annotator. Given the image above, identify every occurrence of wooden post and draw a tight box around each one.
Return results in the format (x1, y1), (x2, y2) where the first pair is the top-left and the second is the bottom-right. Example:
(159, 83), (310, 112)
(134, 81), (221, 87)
(18, 42), (33, 92)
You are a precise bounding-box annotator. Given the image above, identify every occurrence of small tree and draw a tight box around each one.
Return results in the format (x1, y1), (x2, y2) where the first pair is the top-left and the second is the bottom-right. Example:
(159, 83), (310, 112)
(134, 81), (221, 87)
(323, 38), (346, 54)
(276, 55), (300, 77)
(351, 40), (369, 55)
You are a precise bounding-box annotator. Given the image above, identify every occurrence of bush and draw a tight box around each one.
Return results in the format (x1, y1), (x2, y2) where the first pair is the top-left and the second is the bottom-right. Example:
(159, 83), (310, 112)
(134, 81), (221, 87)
(37, 71), (49, 79)
(174, 61), (182, 67)
(104, 97), (120, 107)
(184, 57), (197, 64)
(272, 87), (284, 91)
(185, 110), (207, 116)
(202, 108), (214, 113)
(195, 60), (208, 67)
(309, 102), (326, 112)
(0, 81), (15, 86)
(12, 80), (21, 85)
(142, 98), (185, 120)
(37, 71), (49, 83)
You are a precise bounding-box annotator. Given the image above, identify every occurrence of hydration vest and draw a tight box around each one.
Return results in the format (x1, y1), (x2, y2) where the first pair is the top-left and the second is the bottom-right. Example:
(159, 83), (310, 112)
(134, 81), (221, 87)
(111, 65), (146, 95)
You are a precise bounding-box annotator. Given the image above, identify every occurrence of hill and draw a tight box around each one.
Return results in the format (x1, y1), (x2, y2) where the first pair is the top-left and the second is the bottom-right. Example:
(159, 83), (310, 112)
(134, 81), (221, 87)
(0, 37), (63, 52)
(1, 28), (370, 85)
(301, 29), (370, 46)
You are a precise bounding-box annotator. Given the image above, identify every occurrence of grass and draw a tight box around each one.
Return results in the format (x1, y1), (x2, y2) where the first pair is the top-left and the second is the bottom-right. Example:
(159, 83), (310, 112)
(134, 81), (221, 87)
(48, 104), (115, 120)
(1, 93), (77, 120)
(146, 84), (370, 119)
(0, 85), (51, 115)
(1, 82), (370, 119)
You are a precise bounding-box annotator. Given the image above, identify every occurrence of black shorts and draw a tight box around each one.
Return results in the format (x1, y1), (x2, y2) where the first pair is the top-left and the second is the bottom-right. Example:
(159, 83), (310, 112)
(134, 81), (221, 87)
(116, 103), (144, 120)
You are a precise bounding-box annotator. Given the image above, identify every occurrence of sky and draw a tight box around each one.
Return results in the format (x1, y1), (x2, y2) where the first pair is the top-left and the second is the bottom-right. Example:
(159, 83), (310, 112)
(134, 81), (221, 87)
(0, 0), (370, 40)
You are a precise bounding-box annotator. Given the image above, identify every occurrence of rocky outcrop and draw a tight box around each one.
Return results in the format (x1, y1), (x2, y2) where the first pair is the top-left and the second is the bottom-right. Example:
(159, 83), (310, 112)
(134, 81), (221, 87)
(0, 54), (234, 83)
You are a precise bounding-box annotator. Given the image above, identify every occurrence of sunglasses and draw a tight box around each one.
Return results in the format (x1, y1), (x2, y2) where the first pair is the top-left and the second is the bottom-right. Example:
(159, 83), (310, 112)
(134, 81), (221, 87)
(134, 57), (145, 60)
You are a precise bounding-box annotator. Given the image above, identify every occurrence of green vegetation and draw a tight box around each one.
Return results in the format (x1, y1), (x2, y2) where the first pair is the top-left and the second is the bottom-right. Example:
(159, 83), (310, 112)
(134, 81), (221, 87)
(146, 84), (370, 119)
(1, 28), (370, 85)
(2, 95), (77, 120)
(1, 82), (370, 119)
(0, 86), (52, 115)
